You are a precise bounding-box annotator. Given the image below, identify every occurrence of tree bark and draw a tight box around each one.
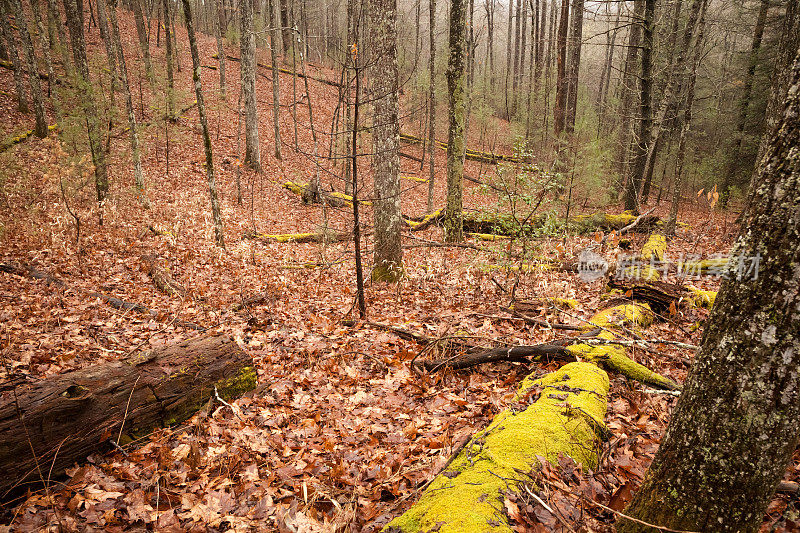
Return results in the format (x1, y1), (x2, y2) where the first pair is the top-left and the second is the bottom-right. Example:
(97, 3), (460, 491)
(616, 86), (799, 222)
(213, 0), (226, 99)
(0, 335), (255, 497)
(368, 0), (402, 281)
(279, 0), (291, 55)
(240, 0), (261, 170)
(161, 0), (174, 116)
(444, 0), (467, 243)
(619, 49), (800, 533)
(623, 0), (653, 213)
(10, 0), (48, 137)
(615, 0), (642, 195)
(183, 0), (225, 247)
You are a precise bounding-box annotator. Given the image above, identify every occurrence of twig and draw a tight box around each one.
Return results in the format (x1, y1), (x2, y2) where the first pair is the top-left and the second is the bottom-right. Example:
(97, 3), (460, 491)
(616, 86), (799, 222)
(117, 375), (141, 444)
(523, 485), (578, 533)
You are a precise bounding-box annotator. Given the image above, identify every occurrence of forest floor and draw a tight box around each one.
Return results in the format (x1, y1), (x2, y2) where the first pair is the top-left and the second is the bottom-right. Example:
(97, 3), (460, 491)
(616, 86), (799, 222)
(0, 7), (798, 533)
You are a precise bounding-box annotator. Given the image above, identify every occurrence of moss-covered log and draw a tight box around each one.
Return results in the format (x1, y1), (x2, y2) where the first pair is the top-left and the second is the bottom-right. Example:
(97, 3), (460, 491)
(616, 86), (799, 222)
(0, 335), (255, 496)
(398, 131), (523, 165)
(281, 180), (372, 207)
(384, 362), (609, 533)
(244, 230), (352, 243)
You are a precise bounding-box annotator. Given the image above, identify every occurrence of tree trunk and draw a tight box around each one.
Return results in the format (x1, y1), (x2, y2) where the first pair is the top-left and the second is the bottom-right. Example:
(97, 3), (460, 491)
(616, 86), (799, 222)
(596, 2), (620, 135)
(108, 0), (148, 201)
(619, 49), (800, 533)
(719, 0), (768, 207)
(63, 0), (109, 211)
(427, 0), (436, 212)
(10, 0), (48, 137)
(213, 0), (226, 99)
(504, 0), (513, 114)
(30, 0), (55, 97)
(552, 0), (569, 137)
(240, 0), (261, 170)
(444, 0), (467, 243)
(131, 0), (154, 87)
(368, 0), (402, 281)
(0, 335), (255, 496)
(615, 1), (641, 186)
(666, 0), (707, 235)
(623, 0), (652, 212)
(161, 0), (174, 116)
(279, 0), (291, 55)
(640, 0), (702, 204)
(0, 0), (29, 113)
(267, 0), (281, 160)
(564, 0), (583, 134)
(183, 0), (225, 247)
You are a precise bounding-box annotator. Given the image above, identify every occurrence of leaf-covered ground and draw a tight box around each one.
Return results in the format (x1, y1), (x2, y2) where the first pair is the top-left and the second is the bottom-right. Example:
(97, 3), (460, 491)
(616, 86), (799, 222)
(0, 7), (798, 532)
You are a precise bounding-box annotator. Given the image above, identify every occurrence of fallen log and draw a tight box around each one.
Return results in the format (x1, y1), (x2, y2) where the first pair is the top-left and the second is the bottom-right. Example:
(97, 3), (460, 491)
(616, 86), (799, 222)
(0, 335), (256, 496)
(141, 256), (188, 298)
(213, 53), (343, 88)
(0, 124), (58, 154)
(244, 230), (352, 244)
(384, 362), (609, 532)
(281, 180), (372, 207)
(399, 132), (523, 165)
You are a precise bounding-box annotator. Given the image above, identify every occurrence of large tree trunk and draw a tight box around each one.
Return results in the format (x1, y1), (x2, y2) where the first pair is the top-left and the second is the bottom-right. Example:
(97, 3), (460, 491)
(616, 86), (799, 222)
(614, 0), (642, 194)
(279, 0), (291, 56)
(623, 0), (654, 212)
(719, 0), (769, 207)
(0, 335), (255, 497)
(240, 0), (261, 170)
(443, 0), (467, 243)
(183, 0), (225, 247)
(369, 0), (402, 281)
(10, 0), (48, 137)
(619, 49), (800, 533)
(63, 0), (109, 212)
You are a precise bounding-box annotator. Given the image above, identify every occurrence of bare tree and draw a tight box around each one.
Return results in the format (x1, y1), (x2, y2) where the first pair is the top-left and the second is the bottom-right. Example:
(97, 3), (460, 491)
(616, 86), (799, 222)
(0, 0), (29, 113)
(241, 0), (261, 170)
(10, 0), (48, 137)
(564, 0), (583, 134)
(427, 0), (436, 212)
(368, 0), (402, 281)
(267, 0), (282, 160)
(444, 0), (467, 242)
(182, 0), (225, 247)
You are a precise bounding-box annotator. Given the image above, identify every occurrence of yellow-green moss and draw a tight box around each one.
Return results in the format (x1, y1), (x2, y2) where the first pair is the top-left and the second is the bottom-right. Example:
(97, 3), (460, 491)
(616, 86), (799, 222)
(584, 303), (654, 331)
(283, 180), (309, 196)
(680, 257), (729, 275)
(371, 263), (404, 283)
(384, 363), (609, 533)
(406, 208), (444, 229)
(258, 232), (319, 243)
(401, 175), (429, 183)
(687, 286), (717, 309)
(640, 234), (666, 262)
(215, 366), (257, 400)
(567, 332), (679, 391)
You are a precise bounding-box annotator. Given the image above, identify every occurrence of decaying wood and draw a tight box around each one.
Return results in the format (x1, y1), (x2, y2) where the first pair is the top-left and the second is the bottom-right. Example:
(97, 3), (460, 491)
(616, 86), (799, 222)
(500, 305), (583, 330)
(243, 230), (353, 244)
(399, 131), (523, 165)
(423, 343), (576, 371)
(0, 335), (256, 496)
(606, 278), (687, 312)
(141, 256), (188, 298)
(215, 53), (343, 87)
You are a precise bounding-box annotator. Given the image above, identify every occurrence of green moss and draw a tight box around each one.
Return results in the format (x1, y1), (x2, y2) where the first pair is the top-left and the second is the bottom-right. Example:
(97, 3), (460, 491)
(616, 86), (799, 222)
(215, 366), (257, 400)
(401, 175), (429, 183)
(567, 332), (679, 391)
(584, 303), (654, 331)
(640, 234), (666, 262)
(258, 232), (319, 243)
(406, 208), (444, 229)
(384, 363), (609, 532)
(622, 264), (662, 281)
(687, 286), (717, 309)
(283, 180), (309, 196)
(549, 297), (579, 309)
(467, 232), (510, 241)
(371, 263), (404, 283)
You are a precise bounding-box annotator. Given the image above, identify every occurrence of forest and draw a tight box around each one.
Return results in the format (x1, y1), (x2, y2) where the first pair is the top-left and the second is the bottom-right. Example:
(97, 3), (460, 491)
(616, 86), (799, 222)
(0, 0), (799, 529)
